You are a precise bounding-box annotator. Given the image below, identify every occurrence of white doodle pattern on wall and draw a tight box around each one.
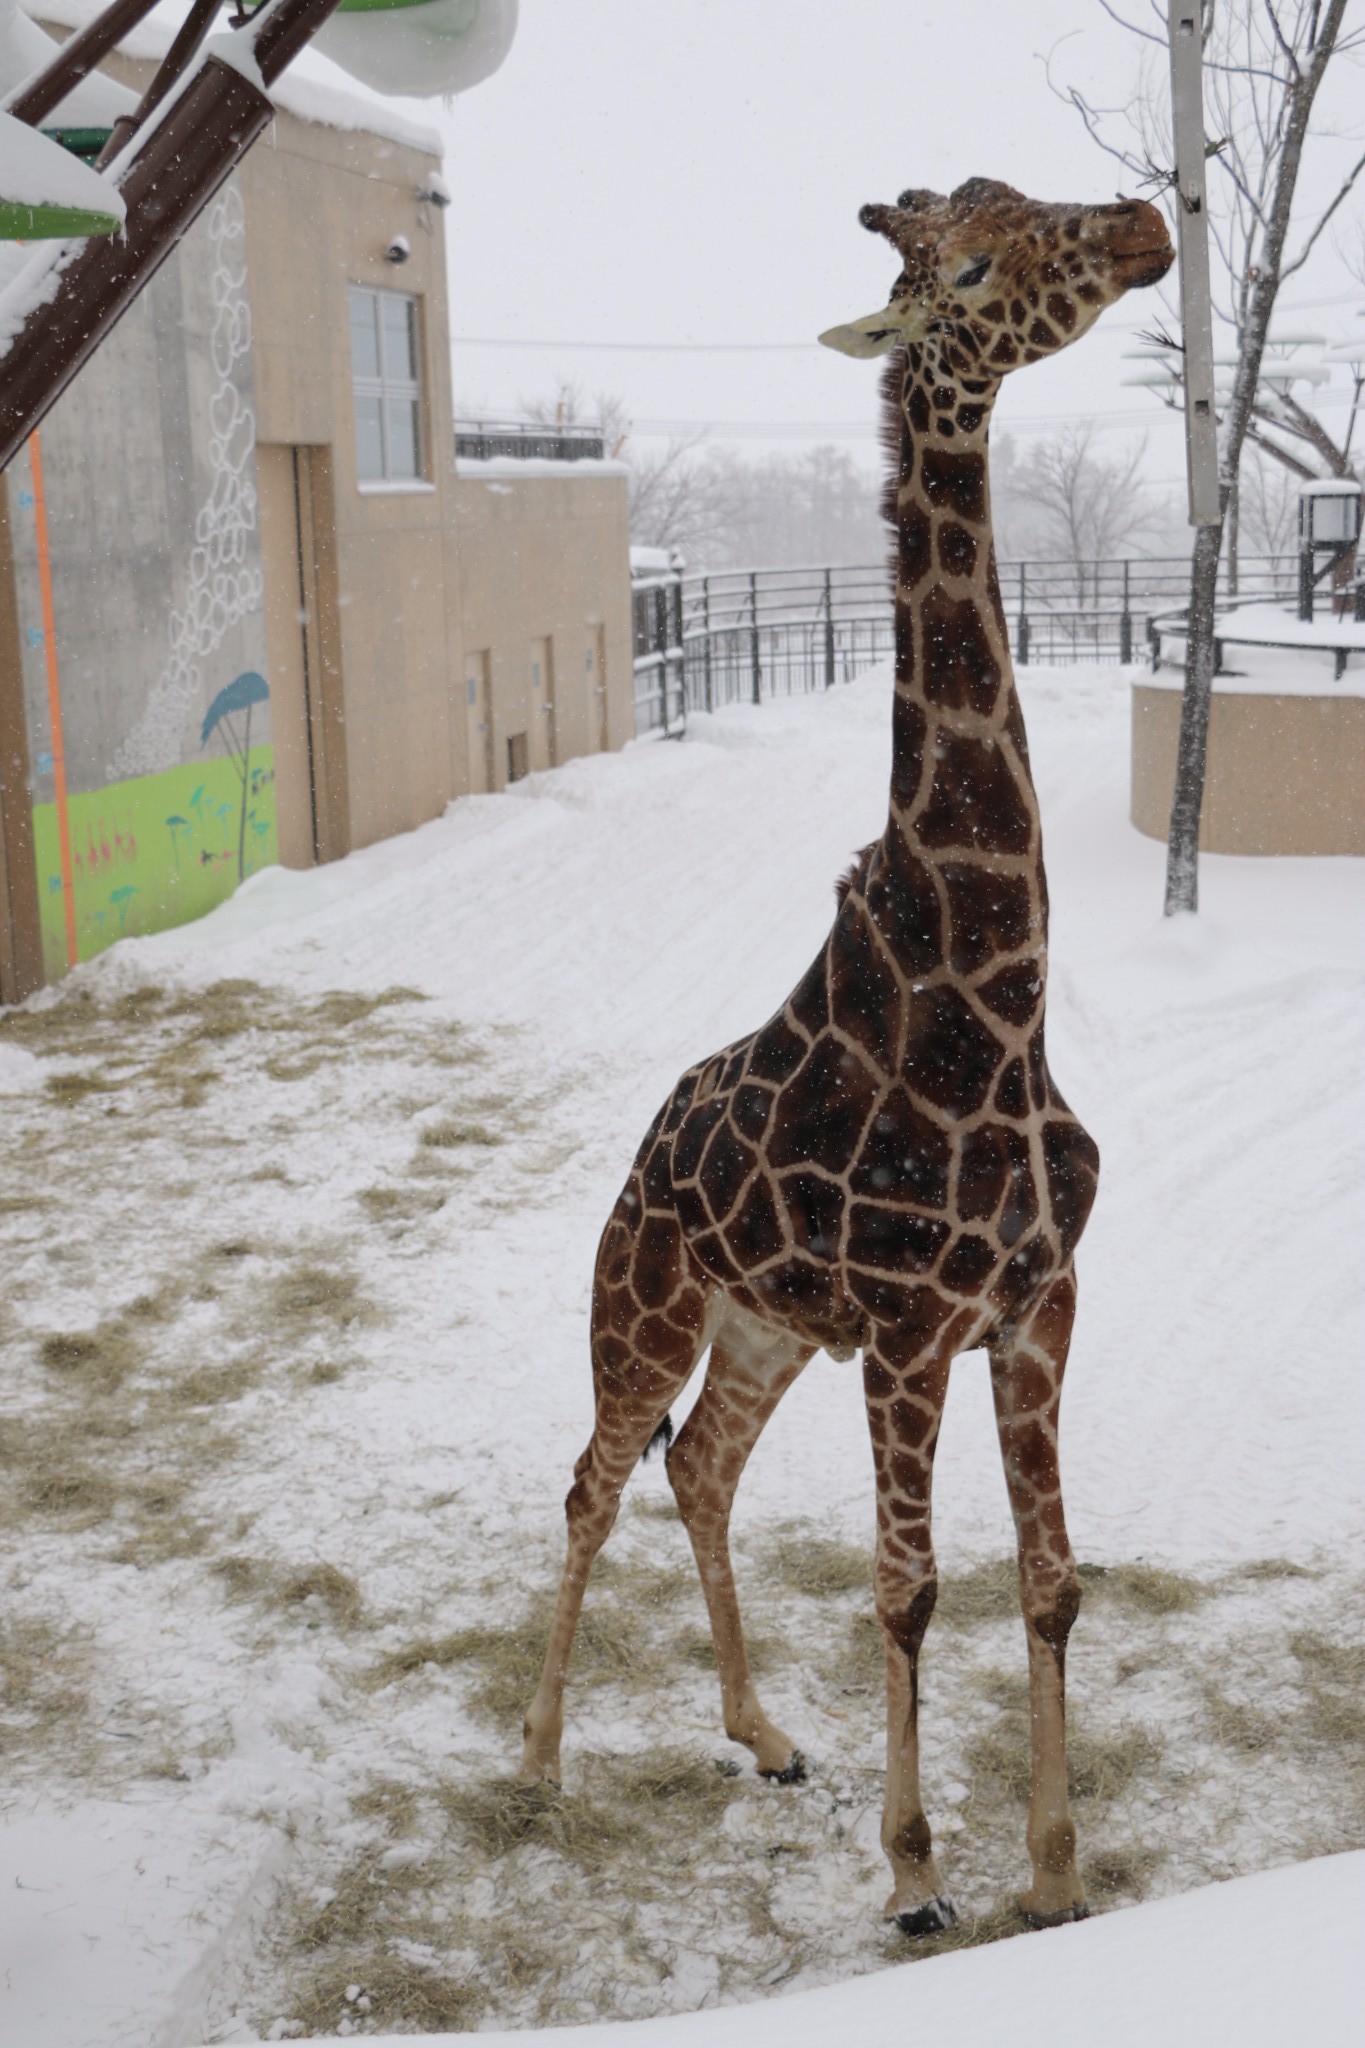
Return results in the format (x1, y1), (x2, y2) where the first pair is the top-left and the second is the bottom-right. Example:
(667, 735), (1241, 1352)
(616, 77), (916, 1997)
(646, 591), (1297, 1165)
(113, 185), (263, 778)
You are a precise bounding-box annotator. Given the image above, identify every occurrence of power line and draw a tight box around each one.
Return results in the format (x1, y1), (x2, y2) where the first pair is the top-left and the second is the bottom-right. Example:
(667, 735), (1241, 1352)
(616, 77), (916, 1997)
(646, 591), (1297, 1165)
(619, 407), (1190, 438)
(449, 290), (1362, 357)
(450, 335), (820, 353)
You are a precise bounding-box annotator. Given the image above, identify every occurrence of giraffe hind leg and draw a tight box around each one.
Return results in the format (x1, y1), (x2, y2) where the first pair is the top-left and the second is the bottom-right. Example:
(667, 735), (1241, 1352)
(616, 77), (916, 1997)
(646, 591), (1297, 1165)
(520, 1222), (707, 1784)
(665, 1311), (814, 1780)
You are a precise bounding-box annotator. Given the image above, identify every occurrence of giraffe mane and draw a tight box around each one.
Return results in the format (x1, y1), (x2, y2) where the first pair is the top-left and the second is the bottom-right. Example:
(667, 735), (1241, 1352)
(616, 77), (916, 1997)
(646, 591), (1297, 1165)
(835, 841), (878, 907)
(878, 348), (908, 542)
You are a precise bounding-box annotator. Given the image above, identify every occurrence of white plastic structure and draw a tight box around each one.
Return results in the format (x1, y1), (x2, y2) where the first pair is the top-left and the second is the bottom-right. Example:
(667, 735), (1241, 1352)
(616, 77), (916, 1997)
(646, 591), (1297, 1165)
(1167, 1), (1220, 525)
(314, 0), (517, 102)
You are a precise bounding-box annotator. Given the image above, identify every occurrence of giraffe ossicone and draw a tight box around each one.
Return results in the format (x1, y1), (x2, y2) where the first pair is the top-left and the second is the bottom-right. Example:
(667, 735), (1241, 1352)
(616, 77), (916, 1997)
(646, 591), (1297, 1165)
(522, 177), (1173, 1935)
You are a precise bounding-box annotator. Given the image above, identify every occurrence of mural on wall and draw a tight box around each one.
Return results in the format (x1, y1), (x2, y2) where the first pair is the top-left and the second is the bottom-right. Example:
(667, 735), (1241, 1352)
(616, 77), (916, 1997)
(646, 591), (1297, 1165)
(30, 748), (278, 982)
(113, 186), (265, 780)
(201, 670), (272, 882)
(9, 175), (276, 980)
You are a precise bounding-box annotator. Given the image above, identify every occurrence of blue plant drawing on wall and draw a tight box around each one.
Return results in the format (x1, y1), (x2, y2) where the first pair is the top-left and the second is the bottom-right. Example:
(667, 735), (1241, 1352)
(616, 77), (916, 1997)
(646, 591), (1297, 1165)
(201, 670), (269, 882)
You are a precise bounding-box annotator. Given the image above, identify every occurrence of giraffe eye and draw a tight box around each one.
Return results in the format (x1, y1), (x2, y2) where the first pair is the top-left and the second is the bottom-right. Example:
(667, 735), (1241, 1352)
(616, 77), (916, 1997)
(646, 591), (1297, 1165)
(956, 256), (991, 288)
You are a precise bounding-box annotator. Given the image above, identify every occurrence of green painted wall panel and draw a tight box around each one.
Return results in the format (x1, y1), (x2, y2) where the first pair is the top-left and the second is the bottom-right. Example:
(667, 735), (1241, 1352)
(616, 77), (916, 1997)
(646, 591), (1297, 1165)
(31, 747), (277, 978)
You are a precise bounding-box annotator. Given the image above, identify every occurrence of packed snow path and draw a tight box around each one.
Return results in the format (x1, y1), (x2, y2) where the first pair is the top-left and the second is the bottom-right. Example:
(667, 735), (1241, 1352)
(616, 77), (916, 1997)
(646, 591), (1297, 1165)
(1, 662), (1361, 2045)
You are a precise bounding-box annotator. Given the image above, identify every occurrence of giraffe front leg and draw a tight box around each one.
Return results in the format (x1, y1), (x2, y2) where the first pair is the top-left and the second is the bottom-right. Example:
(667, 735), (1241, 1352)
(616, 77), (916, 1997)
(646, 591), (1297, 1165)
(666, 1323), (813, 1780)
(989, 1274), (1087, 1925)
(864, 1338), (956, 1935)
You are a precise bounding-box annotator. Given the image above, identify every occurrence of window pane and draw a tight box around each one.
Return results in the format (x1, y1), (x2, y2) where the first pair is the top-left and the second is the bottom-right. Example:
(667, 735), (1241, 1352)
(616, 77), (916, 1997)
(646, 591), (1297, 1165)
(354, 394), (384, 480)
(385, 395), (421, 479)
(348, 288), (380, 380)
(380, 293), (416, 382)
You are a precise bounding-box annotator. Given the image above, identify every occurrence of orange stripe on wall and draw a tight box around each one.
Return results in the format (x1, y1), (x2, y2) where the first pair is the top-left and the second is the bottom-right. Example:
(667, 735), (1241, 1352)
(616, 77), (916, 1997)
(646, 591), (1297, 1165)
(29, 430), (77, 973)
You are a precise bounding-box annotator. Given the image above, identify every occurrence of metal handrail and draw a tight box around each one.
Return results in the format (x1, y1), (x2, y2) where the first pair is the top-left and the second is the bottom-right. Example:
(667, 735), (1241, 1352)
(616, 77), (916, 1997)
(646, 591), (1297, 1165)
(455, 420), (605, 462)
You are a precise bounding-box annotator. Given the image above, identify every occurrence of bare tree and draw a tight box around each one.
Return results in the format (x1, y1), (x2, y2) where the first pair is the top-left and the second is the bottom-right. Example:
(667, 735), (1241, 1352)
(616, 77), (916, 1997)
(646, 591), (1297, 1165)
(1055, 0), (1365, 913)
(515, 378), (631, 457)
(1011, 425), (1164, 598)
(507, 383), (888, 566)
(692, 444), (884, 568)
(629, 435), (717, 556)
(1238, 438), (1305, 549)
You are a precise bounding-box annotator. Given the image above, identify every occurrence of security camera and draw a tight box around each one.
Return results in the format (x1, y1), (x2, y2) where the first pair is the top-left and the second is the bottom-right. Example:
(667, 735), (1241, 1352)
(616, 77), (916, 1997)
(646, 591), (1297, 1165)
(385, 234), (411, 265)
(418, 173), (451, 208)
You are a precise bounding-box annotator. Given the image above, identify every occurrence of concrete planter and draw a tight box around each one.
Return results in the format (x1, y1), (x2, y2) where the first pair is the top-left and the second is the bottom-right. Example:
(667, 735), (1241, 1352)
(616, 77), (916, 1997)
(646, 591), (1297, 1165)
(1131, 674), (1365, 856)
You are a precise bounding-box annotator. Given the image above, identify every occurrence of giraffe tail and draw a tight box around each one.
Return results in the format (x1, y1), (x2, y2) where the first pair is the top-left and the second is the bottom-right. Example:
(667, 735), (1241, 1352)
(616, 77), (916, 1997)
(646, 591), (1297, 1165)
(642, 1414), (674, 1462)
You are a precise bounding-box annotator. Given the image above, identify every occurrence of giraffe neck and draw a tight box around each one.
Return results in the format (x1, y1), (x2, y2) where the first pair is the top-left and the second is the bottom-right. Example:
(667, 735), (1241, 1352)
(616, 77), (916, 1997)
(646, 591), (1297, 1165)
(874, 340), (1048, 983)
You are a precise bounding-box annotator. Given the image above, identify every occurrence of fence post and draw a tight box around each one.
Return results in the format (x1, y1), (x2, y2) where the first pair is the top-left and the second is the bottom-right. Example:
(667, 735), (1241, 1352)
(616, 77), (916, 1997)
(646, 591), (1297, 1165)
(702, 575), (713, 713)
(750, 569), (762, 705)
(823, 567), (835, 688)
(1119, 559), (1132, 664)
(1016, 563), (1029, 666)
(670, 574), (683, 727)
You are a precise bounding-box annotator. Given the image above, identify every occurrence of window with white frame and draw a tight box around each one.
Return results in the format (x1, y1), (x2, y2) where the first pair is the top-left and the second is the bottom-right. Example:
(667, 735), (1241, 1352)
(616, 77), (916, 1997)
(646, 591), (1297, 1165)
(348, 286), (423, 483)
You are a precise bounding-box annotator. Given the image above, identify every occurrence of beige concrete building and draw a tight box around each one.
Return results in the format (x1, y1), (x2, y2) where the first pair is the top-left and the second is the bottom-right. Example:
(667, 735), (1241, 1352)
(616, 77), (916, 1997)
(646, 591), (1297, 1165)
(0, 12), (632, 1000)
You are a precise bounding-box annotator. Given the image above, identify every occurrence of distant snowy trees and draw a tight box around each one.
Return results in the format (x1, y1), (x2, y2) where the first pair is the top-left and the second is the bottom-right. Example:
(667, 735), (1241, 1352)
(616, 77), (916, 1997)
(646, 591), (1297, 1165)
(503, 376), (1183, 573)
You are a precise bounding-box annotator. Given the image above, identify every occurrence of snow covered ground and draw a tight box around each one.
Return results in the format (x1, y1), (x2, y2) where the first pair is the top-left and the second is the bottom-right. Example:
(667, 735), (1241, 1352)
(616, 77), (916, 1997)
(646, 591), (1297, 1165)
(1, 660), (1362, 2045)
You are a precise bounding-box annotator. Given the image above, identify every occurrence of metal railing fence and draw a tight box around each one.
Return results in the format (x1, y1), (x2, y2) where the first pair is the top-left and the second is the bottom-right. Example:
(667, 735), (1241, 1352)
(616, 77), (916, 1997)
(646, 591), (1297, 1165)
(455, 419), (605, 461)
(632, 553), (1300, 734)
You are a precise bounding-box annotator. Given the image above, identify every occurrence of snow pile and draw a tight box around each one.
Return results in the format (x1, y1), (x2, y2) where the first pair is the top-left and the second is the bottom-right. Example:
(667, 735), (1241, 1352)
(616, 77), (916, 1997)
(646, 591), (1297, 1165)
(24, 0), (446, 153)
(0, 1039), (39, 1089)
(315, 0), (517, 105)
(0, 105), (124, 216)
(457, 453), (631, 479)
(242, 1853), (1365, 2048)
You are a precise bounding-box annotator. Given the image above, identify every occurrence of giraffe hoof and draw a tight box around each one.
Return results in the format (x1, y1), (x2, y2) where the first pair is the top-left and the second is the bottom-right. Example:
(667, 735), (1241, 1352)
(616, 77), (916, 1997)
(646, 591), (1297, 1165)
(1022, 1900), (1089, 1929)
(894, 1894), (957, 1938)
(760, 1750), (807, 1785)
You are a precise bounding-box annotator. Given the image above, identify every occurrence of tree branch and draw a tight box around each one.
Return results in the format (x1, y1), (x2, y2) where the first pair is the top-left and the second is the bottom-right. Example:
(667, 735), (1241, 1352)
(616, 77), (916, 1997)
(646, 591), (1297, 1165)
(1245, 420), (1319, 478)
(1280, 143), (1365, 279)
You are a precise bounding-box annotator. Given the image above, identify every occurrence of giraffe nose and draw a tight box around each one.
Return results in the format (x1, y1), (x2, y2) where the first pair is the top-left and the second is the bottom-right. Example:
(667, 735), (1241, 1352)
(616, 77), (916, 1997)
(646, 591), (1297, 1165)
(1090, 199), (1174, 284)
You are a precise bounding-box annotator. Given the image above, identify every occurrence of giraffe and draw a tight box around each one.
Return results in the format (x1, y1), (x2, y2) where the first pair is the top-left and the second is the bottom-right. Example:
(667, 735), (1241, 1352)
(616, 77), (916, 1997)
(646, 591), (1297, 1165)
(521, 178), (1174, 1934)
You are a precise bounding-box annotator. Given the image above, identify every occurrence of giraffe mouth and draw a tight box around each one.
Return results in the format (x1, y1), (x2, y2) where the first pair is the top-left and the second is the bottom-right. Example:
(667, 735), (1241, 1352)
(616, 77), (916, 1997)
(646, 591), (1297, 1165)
(1110, 243), (1176, 289)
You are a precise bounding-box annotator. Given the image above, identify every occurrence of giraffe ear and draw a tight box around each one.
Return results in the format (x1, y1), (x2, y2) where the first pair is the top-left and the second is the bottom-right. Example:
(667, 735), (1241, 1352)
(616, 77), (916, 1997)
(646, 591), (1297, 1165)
(818, 304), (923, 356)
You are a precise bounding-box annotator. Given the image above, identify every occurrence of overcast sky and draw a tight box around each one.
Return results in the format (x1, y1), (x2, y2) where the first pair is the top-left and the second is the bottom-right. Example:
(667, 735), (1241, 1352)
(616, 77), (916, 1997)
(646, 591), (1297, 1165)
(358, 0), (1365, 490)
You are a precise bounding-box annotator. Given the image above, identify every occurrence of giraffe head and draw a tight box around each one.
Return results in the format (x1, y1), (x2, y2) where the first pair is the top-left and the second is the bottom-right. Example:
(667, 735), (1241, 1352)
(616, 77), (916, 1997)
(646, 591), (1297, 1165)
(820, 178), (1173, 379)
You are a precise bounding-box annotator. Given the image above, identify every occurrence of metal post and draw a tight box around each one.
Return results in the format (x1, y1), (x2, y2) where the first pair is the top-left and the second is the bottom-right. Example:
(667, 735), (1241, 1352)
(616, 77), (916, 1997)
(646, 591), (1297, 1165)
(1168, 3), (1220, 527)
(749, 570), (761, 705)
(1017, 563), (1029, 666)
(1119, 559), (1133, 663)
(702, 575), (713, 713)
(1298, 548), (1313, 623)
(823, 567), (835, 688)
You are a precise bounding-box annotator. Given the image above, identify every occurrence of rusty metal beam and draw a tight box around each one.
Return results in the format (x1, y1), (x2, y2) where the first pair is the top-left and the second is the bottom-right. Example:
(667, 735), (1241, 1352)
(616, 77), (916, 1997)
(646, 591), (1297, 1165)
(6, 0), (163, 128)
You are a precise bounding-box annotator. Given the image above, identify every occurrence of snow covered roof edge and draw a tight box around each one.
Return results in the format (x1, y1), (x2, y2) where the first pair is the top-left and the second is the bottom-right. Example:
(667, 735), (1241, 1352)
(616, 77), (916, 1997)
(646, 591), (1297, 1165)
(26, 0), (444, 156)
